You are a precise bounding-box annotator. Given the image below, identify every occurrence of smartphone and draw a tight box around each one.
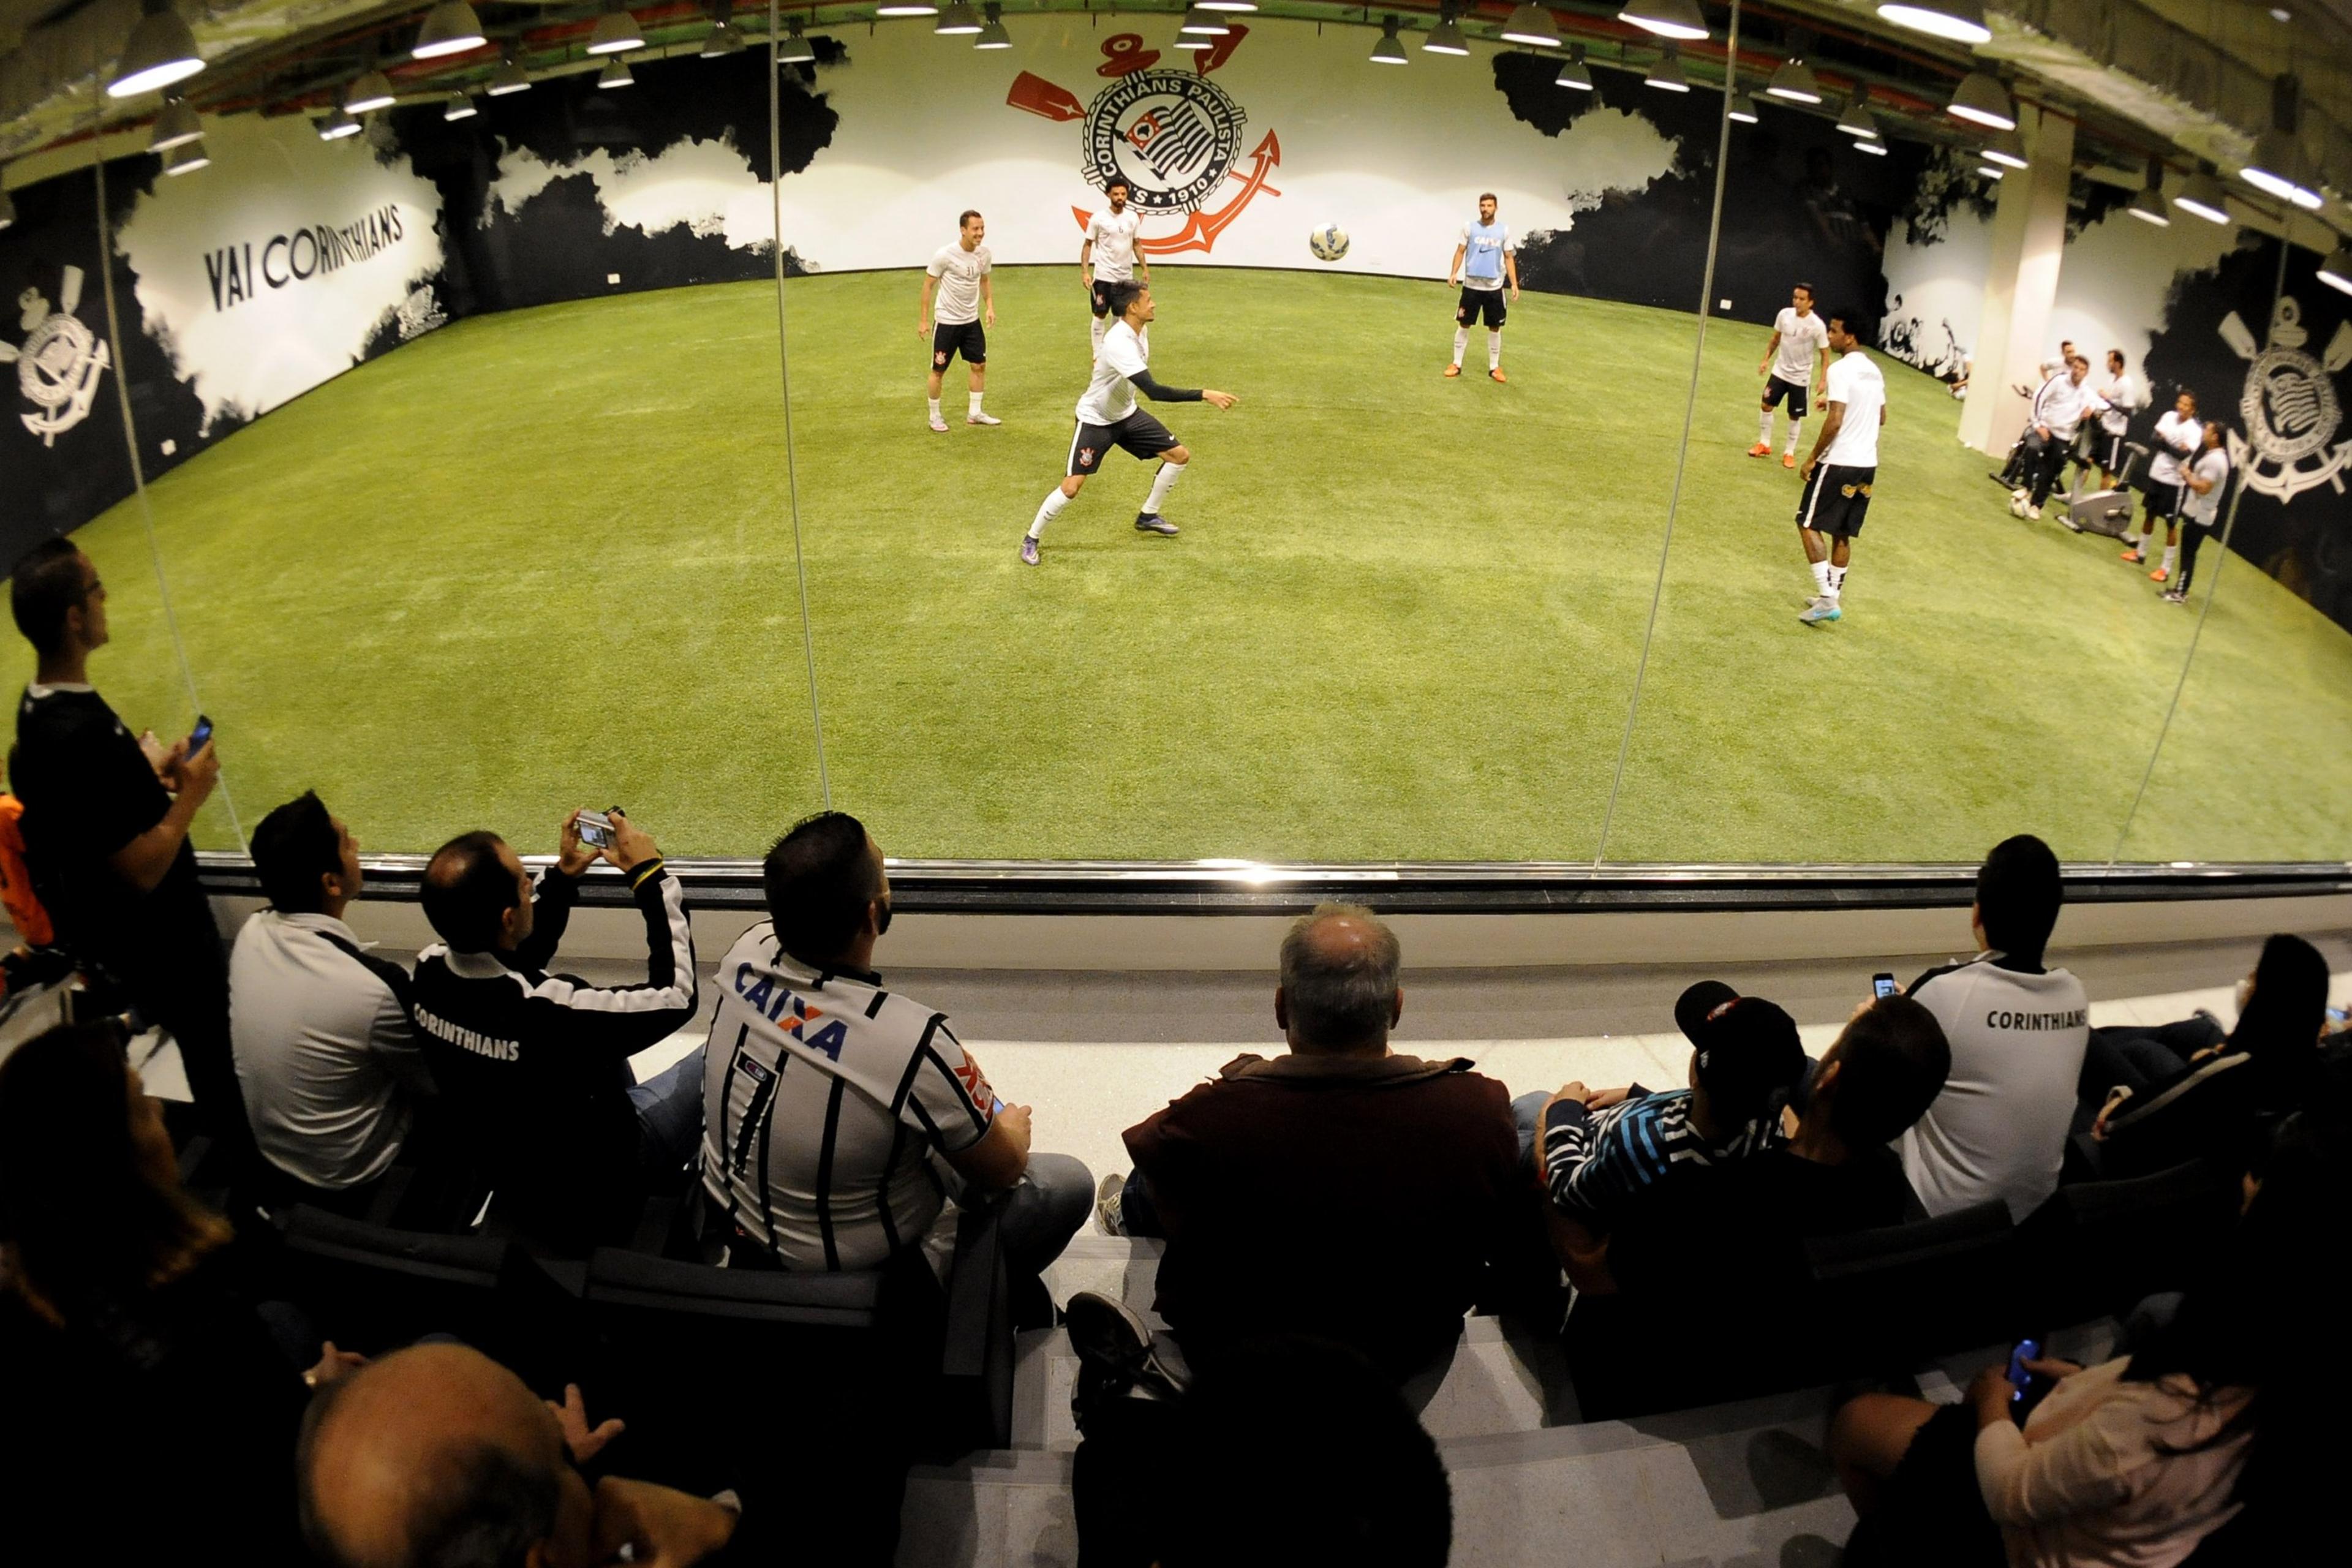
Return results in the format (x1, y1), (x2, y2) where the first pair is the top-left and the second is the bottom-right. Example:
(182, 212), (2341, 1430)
(186, 714), (213, 756)
(990, 1096), (1005, 1117)
(1872, 972), (1898, 1001)
(576, 809), (615, 850)
(2007, 1336), (2057, 1423)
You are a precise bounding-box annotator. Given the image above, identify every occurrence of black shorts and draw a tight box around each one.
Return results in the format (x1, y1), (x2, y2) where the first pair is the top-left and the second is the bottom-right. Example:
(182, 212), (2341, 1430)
(1090, 278), (1139, 319)
(1456, 286), (1508, 328)
(1840, 1403), (2003, 1568)
(2139, 479), (2184, 521)
(1797, 462), (1875, 538)
(931, 319), (986, 369)
(1763, 375), (1811, 420)
(2093, 428), (2127, 475)
(1068, 409), (1178, 477)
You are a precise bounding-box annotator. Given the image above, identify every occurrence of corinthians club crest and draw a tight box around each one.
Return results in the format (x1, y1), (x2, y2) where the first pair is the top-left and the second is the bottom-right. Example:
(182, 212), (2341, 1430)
(1007, 31), (1281, 258)
(0, 265), (113, 448)
(2220, 295), (2352, 502)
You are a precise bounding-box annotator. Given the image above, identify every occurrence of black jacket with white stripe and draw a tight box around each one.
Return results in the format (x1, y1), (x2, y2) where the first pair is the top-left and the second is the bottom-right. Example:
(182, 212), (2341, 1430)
(410, 861), (698, 1239)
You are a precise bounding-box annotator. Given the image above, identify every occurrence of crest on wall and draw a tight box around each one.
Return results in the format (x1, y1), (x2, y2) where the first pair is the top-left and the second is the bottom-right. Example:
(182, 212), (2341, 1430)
(1, 265), (113, 448)
(2222, 295), (2352, 503)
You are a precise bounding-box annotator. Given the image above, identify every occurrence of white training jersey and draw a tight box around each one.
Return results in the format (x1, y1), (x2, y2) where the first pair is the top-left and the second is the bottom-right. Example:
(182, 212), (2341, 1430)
(1820, 350), (1885, 468)
(1771, 307), (1830, 385)
(926, 243), (991, 326)
(1076, 319), (1149, 426)
(1087, 206), (1144, 282)
(2181, 447), (2231, 525)
(2097, 372), (2141, 434)
(2148, 410), (2203, 485)
(699, 924), (998, 1271)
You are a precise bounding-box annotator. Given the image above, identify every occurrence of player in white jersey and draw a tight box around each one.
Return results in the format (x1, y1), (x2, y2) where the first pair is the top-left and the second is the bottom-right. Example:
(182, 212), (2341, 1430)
(918, 209), (998, 433)
(1022, 285), (1236, 567)
(2122, 389), (2202, 581)
(2091, 348), (2141, 488)
(1795, 309), (1887, 625)
(1750, 282), (1830, 468)
(1445, 192), (1519, 382)
(2162, 421), (2233, 604)
(1081, 177), (1149, 359)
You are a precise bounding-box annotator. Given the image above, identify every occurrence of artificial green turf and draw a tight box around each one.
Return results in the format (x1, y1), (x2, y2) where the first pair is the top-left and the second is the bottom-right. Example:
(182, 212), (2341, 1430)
(63, 267), (2352, 864)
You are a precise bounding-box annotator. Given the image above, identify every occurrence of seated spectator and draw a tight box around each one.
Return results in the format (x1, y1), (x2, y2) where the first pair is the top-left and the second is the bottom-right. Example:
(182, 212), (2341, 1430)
(0, 1022), (360, 1562)
(699, 811), (1090, 1325)
(299, 1341), (743, 1568)
(1518, 979), (1806, 1248)
(1901, 834), (2089, 1221)
(1831, 1098), (2351, 1567)
(2090, 933), (2329, 1179)
(231, 791), (437, 1204)
(8, 538), (249, 1159)
(1102, 903), (1521, 1381)
(412, 810), (700, 1250)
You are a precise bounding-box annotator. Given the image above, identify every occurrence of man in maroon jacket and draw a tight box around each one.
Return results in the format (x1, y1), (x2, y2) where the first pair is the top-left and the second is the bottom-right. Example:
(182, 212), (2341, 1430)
(1104, 904), (1524, 1381)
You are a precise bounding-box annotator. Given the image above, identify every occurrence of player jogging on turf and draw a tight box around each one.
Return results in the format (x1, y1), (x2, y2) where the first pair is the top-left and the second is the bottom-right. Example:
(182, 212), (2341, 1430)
(2122, 390), (2202, 582)
(1752, 282), (1829, 469)
(1023, 285), (1236, 567)
(1795, 309), (1886, 625)
(918, 209), (998, 432)
(1081, 178), (1148, 360)
(1446, 193), (1519, 383)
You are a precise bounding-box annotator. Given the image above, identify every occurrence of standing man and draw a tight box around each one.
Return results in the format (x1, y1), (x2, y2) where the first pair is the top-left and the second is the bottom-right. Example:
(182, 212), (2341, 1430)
(1445, 192), (1519, 383)
(2162, 421), (2233, 605)
(2092, 348), (2141, 489)
(1795, 309), (1885, 626)
(1751, 282), (1830, 468)
(1080, 178), (1148, 360)
(2122, 390), (2203, 582)
(918, 209), (998, 434)
(2008, 354), (2104, 520)
(1023, 284), (1236, 566)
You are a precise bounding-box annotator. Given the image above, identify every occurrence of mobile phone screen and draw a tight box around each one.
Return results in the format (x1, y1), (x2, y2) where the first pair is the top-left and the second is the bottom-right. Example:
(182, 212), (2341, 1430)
(2007, 1338), (2041, 1395)
(187, 714), (213, 755)
(1872, 972), (1898, 1000)
(576, 811), (614, 849)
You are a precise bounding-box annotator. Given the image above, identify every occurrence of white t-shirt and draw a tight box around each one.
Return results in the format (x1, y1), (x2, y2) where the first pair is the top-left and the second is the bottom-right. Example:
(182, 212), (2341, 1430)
(925, 243), (991, 326)
(1076, 318), (1149, 425)
(1899, 953), (2089, 1223)
(1819, 350), (1885, 468)
(1771, 307), (1830, 386)
(2097, 372), (2140, 434)
(1458, 222), (1516, 290)
(1087, 206), (1144, 282)
(2181, 447), (2230, 524)
(2148, 410), (2202, 485)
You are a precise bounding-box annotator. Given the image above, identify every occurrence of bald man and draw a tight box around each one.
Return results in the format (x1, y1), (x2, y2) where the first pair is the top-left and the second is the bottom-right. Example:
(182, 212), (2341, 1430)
(1093, 903), (1523, 1381)
(298, 1343), (737, 1568)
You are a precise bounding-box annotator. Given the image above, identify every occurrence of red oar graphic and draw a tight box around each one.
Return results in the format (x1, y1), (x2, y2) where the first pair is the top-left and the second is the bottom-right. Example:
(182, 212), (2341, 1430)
(1007, 71), (1086, 123)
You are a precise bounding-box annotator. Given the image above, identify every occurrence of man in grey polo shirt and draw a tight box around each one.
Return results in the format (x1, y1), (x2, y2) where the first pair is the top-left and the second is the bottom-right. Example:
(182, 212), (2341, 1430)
(231, 791), (434, 1198)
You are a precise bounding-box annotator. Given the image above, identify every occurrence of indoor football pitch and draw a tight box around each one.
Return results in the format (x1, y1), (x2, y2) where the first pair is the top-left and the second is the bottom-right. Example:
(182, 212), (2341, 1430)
(70, 266), (2352, 865)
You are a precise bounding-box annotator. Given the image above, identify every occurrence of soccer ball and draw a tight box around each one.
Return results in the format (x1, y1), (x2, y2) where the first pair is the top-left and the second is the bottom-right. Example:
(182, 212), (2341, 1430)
(1308, 224), (1350, 263)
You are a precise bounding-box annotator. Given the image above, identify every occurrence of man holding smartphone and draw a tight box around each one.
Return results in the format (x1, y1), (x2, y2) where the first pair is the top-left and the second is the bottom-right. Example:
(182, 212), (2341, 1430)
(7, 538), (249, 1161)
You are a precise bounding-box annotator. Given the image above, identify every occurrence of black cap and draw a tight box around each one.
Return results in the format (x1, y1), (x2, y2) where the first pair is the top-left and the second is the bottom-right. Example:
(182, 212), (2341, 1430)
(1676, 982), (1805, 1124)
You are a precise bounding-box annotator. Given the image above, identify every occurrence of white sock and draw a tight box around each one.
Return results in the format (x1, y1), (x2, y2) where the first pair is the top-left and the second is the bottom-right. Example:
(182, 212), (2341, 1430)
(1028, 488), (1071, 540)
(1811, 560), (1833, 597)
(1144, 461), (1186, 515)
(1090, 318), (1105, 355)
(1758, 410), (1774, 447)
(1452, 328), (1469, 367)
(968, 391), (984, 415)
(1488, 331), (1502, 371)
(927, 397), (941, 420)
(1828, 564), (1847, 600)
(2162, 543), (2177, 571)
(1785, 418), (1804, 456)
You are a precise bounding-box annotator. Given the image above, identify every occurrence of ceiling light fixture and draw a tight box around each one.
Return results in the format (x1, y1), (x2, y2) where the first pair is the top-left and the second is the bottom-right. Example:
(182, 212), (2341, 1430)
(1981, 129), (2028, 170)
(1946, 70), (2015, 130)
(344, 69), (396, 114)
(1728, 90), (1758, 123)
(2173, 165), (2230, 224)
(1424, 4), (1469, 54)
(0, 178), (15, 230)
(701, 12), (744, 58)
(108, 1), (206, 99)
(778, 21), (815, 63)
(318, 109), (362, 140)
(1620, 0), (1708, 41)
(1645, 42), (1689, 92)
(412, 0), (487, 61)
(1875, 0), (1990, 45)
(586, 7), (646, 55)
(1836, 94), (1879, 138)
(935, 1), (982, 35)
(1501, 4), (1561, 47)
(1555, 42), (1592, 89)
(875, 1), (940, 15)
(150, 96), (203, 151)
(1174, 32), (1212, 49)
(1856, 138), (1888, 156)
(2127, 156), (2169, 225)
(488, 51), (531, 94)
(1977, 164), (2003, 180)
(443, 89), (478, 121)
(1765, 58), (1822, 104)
(598, 56), (635, 88)
(161, 141), (209, 175)
(1371, 17), (1410, 64)
(1180, 7), (1231, 35)
(976, 3), (1011, 47)
(1198, 0), (1259, 10)
(2242, 75), (2324, 210)
(2316, 243), (2352, 295)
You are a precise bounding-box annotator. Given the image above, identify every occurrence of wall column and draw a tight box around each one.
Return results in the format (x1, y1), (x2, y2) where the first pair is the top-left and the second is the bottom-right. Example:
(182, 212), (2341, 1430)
(1958, 106), (2075, 457)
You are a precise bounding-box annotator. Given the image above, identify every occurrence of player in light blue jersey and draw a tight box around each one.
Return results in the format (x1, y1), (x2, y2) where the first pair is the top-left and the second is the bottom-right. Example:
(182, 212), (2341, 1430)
(1446, 192), (1520, 383)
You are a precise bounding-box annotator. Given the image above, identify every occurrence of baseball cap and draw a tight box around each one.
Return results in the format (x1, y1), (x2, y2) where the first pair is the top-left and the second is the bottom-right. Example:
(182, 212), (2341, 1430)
(1675, 981), (1805, 1124)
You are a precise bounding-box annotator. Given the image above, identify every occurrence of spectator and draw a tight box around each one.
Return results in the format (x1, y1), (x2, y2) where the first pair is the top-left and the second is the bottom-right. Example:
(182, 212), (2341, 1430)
(1519, 980), (1807, 1255)
(1831, 1100), (2352, 1567)
(7, 539), (249, 1158)
(231, 791), (435, 1205)
(299, 1341), (742, 1568)
(699, 812), (1089, 1325)
(0, 768), (64, 999)
(411, 810), (699, 1250)
(1103, 903), (1521, 1380)
(1901, 835), (2089, 1222)
(2010, 356), (2106, 520)
(0, 1022), (359, 1562)
(2089, 933), (2329, 1179)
